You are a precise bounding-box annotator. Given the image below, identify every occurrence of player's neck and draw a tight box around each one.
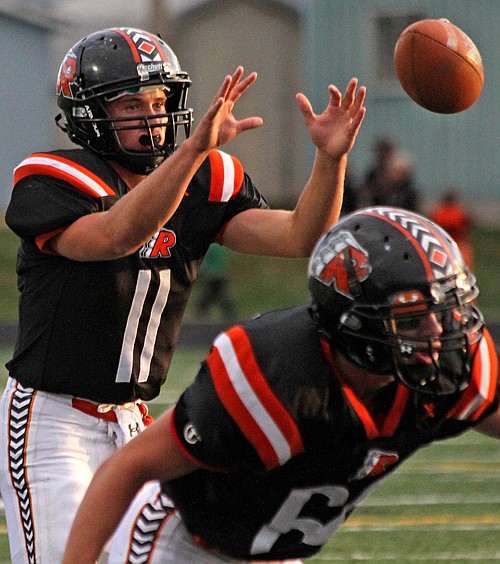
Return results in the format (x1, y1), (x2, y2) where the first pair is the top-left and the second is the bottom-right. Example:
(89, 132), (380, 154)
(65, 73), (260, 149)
(336, 350), (395, 407)
(109, 160), (147, 189)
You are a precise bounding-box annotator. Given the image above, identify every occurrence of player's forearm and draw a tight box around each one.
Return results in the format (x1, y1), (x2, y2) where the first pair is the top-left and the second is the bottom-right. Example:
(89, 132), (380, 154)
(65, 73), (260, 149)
(108, 138), (208, 252)
(51, 138), (208, 261)
(290, 152), (347, 255)
(62, 453), (146, 563)
(222, 153), (347, 258)
(98, 139), (208, 259)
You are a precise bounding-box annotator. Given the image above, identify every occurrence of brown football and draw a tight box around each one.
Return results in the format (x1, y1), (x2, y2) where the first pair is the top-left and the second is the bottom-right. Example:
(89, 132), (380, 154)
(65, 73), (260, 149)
(394, 18), (484, 113)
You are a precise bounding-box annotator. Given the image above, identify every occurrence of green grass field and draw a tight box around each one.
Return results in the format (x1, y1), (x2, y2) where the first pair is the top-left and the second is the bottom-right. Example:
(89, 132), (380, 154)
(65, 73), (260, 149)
(0, 224), (499, 562)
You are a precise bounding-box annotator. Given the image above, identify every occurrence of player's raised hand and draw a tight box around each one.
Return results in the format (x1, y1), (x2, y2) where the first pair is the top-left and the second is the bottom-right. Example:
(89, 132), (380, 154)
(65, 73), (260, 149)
(296, 78), (366, 159)
(189, 66), (263, 152)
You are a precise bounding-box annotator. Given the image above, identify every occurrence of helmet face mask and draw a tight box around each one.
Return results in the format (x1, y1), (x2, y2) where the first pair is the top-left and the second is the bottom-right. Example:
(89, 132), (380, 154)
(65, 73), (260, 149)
(55, 28), (193, 174)
(309, 207), (484, 396)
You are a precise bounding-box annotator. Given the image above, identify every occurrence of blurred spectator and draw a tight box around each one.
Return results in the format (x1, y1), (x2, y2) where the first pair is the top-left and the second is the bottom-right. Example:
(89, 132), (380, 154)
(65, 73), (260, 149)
(196, 244), (237, 320)
(429, 189), (474, 269)
(361, 136), (419, 211)
(340, 162), (359, 215)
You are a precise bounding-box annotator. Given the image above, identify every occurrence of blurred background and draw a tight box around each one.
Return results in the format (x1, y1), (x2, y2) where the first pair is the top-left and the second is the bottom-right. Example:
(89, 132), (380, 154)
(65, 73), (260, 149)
(0, 3), (499, 561)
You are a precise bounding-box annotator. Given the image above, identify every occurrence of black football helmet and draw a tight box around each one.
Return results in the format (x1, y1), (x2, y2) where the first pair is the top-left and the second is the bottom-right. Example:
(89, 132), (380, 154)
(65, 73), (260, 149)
(55, 27), (193, 174)
(308, 206), (483, 396)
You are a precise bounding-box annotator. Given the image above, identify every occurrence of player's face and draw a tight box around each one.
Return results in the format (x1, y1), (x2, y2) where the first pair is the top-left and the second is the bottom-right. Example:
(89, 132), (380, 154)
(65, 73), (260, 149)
(390, 312), (443, 366)
(105, 89), (168, 151)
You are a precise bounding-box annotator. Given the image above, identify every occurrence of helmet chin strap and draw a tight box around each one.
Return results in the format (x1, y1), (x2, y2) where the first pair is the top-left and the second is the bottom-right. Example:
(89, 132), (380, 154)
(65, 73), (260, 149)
(393, 349), (468, 396)
(114, 152), (168, 175)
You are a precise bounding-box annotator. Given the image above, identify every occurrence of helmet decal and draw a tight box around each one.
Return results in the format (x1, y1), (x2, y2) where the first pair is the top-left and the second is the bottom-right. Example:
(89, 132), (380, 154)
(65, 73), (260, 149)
(114, 28), (170, 63)
(309, 230), (371, 299)
(365, 207), (458, 280)
(56, 49), (78, 98)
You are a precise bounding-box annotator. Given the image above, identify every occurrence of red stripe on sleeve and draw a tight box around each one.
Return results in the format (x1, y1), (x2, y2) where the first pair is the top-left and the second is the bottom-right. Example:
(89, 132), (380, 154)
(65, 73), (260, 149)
(14, 153), (116, 198)
(230, 154), (244, 197)
(227, 327), (303, 455)
(207, 326), (303, 470)
(447, 330), (498, 421)
(208, 150), (224, 202)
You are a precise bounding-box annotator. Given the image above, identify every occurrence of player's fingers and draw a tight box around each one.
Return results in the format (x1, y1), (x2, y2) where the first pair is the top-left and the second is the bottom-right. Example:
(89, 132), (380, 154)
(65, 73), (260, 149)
(229, 70), (258, 102)
(204, 96), (225, 121)
(340, 78), (358, 109)
(327, 84), (342, 108)
(351, 85), (367, 115)
(295, 92), (314, 124)
(236, 116), (264, 133)
(211, 75), (232, 105)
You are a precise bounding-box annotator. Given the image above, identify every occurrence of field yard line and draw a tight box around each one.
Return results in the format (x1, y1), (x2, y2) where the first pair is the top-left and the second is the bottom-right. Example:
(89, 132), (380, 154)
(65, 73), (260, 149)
(395, 467), (500, 476)
(402, 462), (500, 471)
(342, 513), (500, 531)
(316, 552), (500, 561)
(363, 493), (500, 506)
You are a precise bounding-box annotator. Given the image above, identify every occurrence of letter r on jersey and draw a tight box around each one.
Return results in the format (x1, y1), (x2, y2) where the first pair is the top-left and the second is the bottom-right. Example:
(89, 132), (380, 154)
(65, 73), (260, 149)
(141, 229), (177, 258)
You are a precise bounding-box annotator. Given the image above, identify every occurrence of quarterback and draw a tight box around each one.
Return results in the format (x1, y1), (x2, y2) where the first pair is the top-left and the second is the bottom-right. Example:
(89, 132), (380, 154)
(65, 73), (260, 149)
(0, 27), (365, 563)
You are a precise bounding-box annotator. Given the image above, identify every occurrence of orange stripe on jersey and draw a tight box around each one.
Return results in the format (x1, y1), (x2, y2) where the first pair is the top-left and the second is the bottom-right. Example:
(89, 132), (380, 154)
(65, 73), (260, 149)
(14, 153), (116, 198)
(207, 327), (303, 470)
(447, 329), (498, 421)
(208, 150), (244, 202)
(35, 227), (66, 254)
(321, 339), (409, 439)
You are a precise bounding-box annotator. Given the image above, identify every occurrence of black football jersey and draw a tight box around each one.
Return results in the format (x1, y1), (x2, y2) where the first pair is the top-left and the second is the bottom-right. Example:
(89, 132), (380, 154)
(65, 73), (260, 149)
(5, 148), (267, 402)
(168, 304), (499, 560)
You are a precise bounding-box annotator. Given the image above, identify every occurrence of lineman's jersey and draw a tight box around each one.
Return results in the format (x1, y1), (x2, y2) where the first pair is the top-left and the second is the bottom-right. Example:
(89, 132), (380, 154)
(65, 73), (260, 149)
(5, 148), (267, 403)
(169, 304), (499, 561)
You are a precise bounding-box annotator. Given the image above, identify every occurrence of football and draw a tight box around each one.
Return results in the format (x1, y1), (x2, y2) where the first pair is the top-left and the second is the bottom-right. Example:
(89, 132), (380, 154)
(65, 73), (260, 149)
(394, 18), (484, 113)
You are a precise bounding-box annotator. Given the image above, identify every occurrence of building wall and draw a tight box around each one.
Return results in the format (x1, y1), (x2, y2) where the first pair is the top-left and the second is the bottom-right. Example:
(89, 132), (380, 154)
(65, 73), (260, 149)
(0, 12), (54, 213)
(1, 0), (498, 224)
(303, 0), (500, 222)
(173, 0), (306, 206)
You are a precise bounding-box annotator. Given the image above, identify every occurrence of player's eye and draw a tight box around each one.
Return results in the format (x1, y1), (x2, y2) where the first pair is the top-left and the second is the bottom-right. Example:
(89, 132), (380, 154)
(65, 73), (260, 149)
(394, 317), (421, 332)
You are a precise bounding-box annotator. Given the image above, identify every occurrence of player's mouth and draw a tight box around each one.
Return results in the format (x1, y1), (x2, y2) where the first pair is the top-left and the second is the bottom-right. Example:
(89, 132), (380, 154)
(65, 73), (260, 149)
(412, 351), (439, 365)
(138, 134), (162, 148)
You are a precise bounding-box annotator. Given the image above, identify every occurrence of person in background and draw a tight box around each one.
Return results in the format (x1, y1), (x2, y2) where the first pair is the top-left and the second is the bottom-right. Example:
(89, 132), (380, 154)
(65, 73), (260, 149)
(339, 162), (359, 215)
(361, 136), (419, 211)
(429, 189), (474, 269)
(63, 207), (499, 564)
(196, 243), (237, 320)
(0, 26), (366, 563)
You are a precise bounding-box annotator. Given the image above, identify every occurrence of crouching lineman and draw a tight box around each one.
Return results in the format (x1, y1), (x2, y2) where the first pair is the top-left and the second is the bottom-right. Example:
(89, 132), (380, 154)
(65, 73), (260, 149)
(63, 207), (499, 564)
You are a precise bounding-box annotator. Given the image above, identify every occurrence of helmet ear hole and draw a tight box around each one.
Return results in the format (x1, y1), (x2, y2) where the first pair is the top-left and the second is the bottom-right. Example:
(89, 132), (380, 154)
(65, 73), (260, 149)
(339, 312), (361, 331)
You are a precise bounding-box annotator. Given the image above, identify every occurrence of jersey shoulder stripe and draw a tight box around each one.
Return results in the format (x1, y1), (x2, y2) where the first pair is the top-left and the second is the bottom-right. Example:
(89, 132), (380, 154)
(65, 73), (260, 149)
(447, 329), (498, 421)
(320, 338), (409, 439)
(207, 326), (304, 470)
(14, 153), (116, 198)
(207, 150), (244, 202)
